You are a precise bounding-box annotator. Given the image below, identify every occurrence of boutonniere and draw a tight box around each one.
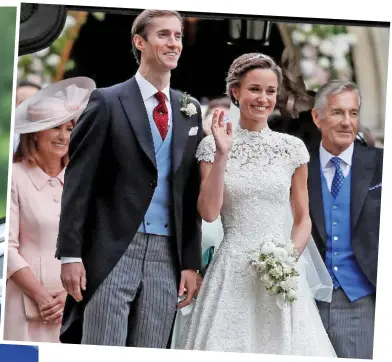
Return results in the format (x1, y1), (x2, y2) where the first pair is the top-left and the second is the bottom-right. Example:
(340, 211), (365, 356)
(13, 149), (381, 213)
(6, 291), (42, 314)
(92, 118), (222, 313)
(180, 93), (198, 117)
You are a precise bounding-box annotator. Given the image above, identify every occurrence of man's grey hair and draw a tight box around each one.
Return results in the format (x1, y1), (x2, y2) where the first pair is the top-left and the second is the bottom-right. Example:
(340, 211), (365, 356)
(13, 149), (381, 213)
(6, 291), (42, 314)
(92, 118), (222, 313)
(313, 80), (361, 118)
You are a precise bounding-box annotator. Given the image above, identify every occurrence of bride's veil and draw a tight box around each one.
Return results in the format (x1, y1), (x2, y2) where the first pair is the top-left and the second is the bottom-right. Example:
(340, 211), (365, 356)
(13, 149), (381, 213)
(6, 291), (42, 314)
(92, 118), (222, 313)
(283, 206), (333, 302)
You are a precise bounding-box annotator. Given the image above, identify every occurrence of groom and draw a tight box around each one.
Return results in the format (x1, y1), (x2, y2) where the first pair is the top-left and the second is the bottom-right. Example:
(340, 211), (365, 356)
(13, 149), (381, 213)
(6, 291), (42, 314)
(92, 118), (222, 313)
(55, 9), (203, 348)
(308, 80), (382, 359)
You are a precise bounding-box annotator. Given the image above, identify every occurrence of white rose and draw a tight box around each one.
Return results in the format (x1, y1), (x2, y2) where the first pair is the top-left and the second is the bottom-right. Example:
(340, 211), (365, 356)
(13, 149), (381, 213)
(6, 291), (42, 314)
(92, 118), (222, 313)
(331, 36), (350, 57)
(318, 57), (330, 68)
(308, 34), (321, 47)
(300, 59), (316, 77)
(292, 30), (306, 45)
(333, 57), (348, 71)
(269, 265), (283, 278)
(319, 39), (334, 56)
(272, 247), (289, 261)
(266, 257), (277, 268)
(261, 242), (276, 255)
(186, 103), (197, 116)
(268, 268), (277, 278)
(288, 289), (297, 300)
(280, 281), (289, 290)
(301, 44), (316, 58)
(46, 54), (61, 67)
(265, 239), (277, 247)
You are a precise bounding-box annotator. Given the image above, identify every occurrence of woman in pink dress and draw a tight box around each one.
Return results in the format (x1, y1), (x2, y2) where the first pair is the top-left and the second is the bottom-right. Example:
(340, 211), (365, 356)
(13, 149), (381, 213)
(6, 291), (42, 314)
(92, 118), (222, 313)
(3, 77), (95, 343)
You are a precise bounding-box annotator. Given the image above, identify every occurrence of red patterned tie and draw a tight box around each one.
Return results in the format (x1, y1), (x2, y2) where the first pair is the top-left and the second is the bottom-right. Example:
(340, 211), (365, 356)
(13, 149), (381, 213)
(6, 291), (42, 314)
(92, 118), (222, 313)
(153, 91), (169, 140)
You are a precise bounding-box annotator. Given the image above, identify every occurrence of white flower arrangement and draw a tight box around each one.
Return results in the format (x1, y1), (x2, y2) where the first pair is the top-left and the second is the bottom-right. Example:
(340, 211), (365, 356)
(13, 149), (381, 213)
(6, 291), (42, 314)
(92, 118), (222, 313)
(290, 23), (357, 90)
(180, 93), (198, 117)
(250, 235), (300, 308)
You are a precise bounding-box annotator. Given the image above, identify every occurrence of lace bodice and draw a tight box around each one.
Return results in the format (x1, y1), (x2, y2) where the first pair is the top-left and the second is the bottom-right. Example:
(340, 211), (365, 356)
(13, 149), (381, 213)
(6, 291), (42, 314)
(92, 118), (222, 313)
(195, 124), (309, 251)
(179, 125), (335, 356)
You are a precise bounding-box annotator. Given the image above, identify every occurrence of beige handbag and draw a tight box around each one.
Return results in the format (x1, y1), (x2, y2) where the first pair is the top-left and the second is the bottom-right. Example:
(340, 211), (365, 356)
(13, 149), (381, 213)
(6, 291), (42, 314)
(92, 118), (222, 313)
(22, 257), (63, 321)
(22, 287), (60, 321)
(22, 293), (42, 321)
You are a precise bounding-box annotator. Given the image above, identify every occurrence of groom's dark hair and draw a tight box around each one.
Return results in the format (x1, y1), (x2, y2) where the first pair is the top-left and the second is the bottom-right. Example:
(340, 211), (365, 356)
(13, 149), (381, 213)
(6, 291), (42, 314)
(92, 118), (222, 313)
(131, 9), (183, 65)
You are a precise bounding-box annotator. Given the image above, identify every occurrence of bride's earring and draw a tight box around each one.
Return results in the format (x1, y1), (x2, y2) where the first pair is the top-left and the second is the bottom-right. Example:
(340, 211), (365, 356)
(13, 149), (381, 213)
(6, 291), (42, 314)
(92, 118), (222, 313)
(234, 99), (239, 107)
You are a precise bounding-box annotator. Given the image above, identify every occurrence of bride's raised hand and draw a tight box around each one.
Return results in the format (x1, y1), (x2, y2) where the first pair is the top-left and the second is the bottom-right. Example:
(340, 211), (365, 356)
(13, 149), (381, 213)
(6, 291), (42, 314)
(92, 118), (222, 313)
(210, 109), (233, 157)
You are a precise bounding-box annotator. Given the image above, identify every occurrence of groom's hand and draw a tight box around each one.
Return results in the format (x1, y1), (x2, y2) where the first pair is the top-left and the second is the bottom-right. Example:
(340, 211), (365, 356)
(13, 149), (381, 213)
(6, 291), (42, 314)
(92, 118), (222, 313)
(60, 262), (87, 302)
(177, 269), (197, 309)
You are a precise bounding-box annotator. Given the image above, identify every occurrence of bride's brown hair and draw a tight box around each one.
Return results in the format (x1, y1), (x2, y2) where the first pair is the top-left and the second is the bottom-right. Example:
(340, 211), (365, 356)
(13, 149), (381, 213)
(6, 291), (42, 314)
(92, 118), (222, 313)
(225, 53), (283, 104)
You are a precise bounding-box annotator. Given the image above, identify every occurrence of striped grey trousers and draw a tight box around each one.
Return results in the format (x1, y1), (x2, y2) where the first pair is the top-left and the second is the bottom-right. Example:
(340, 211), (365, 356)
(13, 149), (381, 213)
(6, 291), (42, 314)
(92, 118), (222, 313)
(317, 287), (375, 359)
(81, 232), (178, 347)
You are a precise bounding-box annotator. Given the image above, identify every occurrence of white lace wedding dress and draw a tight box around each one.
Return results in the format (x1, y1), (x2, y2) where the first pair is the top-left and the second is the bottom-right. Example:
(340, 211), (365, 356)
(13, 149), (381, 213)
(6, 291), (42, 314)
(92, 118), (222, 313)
(176, 124), (336, 356)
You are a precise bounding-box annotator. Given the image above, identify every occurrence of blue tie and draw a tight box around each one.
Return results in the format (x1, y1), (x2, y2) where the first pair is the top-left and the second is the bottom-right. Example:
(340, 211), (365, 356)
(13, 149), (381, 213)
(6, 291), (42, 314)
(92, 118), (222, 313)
(330, 157), (345, 198)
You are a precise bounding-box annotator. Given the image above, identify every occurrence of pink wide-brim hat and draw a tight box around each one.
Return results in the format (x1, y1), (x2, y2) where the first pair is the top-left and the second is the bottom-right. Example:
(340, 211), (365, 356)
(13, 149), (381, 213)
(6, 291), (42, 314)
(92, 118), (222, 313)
(14, 76), (96, 134)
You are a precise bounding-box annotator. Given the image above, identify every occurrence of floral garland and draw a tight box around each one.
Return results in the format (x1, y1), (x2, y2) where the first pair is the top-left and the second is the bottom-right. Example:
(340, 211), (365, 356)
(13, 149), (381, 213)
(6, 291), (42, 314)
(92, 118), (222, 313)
(290, 23), (357, 90)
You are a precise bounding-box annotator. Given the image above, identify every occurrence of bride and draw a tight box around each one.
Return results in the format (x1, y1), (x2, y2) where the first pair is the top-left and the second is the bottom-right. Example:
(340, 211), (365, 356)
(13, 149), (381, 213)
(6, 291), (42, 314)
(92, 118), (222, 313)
(176, 53), (336, 356)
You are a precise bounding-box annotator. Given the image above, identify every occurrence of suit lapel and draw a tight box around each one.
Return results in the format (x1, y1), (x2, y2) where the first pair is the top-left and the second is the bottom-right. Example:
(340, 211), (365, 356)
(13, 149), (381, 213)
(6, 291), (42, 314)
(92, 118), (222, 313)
(171, 89), (191, 175)
(119, 77), (156, 169)
(308, 149), (327, 243)
(351, 143), (375, 232)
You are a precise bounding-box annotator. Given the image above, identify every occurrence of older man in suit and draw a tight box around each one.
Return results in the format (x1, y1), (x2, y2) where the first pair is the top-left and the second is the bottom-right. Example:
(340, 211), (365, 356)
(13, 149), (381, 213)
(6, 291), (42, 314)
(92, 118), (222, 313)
(308, 80), (382, 359)
(56, 9), (203, 348)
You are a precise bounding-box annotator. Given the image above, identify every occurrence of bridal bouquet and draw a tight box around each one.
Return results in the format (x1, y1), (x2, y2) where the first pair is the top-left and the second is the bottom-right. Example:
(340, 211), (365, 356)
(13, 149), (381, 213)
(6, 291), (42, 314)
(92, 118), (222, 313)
(250, 235), (300, 308)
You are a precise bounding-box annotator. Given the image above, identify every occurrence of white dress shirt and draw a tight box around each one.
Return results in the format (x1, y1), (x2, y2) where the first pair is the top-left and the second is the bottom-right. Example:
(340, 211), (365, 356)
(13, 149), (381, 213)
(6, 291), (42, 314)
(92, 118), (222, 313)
(61, 72), (171, 264)
(134, 71), (172, 126)
(319, 141), (354, 192)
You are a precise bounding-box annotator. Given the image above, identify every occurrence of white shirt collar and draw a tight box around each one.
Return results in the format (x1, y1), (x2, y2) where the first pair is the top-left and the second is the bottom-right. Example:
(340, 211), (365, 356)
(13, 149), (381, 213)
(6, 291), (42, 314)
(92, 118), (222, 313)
(135, 71), (171, 103)
(319, 141), (354, 169)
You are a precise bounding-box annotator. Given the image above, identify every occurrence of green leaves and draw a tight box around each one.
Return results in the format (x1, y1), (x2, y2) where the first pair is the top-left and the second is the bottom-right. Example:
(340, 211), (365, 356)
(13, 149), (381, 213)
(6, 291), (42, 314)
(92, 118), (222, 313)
(0, 7), (17, 218)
